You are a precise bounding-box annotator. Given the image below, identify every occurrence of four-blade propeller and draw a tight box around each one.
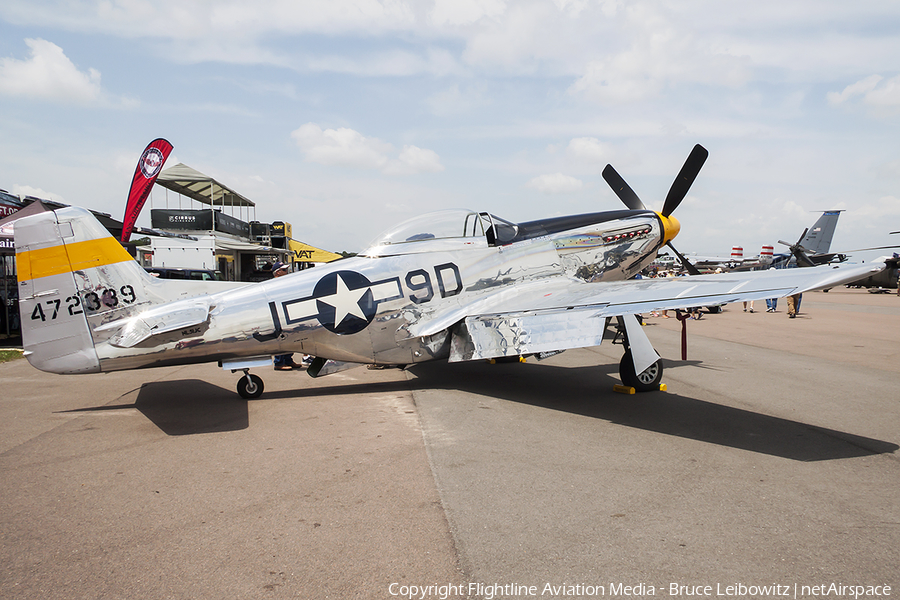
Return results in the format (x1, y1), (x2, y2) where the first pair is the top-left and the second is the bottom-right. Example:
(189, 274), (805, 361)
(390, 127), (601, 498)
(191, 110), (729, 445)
(778, 229), (816, 268)
(602, 144), (708, 275)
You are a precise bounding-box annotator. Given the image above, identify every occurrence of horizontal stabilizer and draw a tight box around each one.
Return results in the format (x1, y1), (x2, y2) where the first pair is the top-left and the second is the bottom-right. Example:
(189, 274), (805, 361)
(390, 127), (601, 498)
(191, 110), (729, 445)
(100, 300), (212, 348)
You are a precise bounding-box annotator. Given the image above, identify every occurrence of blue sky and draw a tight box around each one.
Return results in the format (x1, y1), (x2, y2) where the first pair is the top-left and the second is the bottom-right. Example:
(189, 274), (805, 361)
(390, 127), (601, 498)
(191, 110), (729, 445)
(1, 0), (898, 258)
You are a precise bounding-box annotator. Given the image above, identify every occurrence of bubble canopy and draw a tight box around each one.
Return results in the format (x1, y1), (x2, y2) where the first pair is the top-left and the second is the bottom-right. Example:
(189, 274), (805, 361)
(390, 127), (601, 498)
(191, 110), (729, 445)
(362, 209), (519, 255)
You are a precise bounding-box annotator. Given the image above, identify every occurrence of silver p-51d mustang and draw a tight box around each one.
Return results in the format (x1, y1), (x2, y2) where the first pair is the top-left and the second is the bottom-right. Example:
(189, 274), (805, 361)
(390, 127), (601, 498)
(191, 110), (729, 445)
(14, 145), (884, 398)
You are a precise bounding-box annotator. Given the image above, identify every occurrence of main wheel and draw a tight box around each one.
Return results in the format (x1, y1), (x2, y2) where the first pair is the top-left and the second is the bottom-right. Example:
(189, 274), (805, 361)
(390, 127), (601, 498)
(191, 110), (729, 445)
(619, 350), (663, 392)
(237, 374), (264, 399)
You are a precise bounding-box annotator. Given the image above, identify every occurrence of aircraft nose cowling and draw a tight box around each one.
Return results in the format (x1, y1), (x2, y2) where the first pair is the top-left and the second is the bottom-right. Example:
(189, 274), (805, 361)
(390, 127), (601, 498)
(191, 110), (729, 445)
(658, 213), (681, 244)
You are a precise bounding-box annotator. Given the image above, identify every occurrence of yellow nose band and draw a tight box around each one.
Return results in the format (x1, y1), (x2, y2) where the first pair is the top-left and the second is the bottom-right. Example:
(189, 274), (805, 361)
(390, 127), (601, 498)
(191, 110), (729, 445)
(657, 213), (681, 244)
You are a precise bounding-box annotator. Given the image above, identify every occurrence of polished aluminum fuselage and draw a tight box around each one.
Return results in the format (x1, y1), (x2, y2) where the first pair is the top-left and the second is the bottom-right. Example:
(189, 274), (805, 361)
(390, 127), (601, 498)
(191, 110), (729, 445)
(91, 211), (664, 371)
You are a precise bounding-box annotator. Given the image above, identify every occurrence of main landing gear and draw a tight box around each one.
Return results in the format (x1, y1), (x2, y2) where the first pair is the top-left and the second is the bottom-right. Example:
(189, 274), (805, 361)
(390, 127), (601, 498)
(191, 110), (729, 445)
(619, 349), (663, 392)
(612, 315), (665, 392)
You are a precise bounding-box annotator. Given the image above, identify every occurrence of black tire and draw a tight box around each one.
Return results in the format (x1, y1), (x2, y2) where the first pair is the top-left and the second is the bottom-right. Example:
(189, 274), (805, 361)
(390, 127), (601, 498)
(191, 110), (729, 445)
(237, 374), (264, 399)
(619, 350), (663, 392)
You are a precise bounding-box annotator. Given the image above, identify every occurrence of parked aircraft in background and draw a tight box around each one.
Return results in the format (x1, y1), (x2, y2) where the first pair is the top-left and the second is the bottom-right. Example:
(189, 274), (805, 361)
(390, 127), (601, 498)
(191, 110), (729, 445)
(687, 211), (845, 273)
(14, 145), (885, 397)
(774, 210), (846, 268)
(687, 245), (775, 272)
(846, 254), (898, 292)
(845, 231), (900, 291)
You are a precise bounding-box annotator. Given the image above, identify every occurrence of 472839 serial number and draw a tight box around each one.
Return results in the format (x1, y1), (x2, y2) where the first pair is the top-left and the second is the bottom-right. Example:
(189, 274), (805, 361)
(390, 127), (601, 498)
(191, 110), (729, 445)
(30, 285), (138, 322)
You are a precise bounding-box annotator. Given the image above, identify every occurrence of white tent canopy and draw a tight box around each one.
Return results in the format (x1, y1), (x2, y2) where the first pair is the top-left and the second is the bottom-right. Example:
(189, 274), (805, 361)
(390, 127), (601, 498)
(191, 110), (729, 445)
(155, 164), (256, 222)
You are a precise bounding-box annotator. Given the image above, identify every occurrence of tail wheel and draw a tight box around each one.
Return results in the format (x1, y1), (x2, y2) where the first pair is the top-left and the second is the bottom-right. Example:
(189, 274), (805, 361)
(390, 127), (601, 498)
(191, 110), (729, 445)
(619, 350), (663, 392)
(237, 374), (264, 399)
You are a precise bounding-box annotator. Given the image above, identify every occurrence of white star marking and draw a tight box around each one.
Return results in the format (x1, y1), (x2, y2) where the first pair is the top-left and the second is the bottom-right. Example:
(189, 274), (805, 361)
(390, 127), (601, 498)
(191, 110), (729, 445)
(319, 273), (369, 327)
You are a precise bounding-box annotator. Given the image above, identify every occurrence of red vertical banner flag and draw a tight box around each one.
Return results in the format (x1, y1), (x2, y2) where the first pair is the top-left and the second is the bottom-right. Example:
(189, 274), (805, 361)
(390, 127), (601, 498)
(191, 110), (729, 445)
(121, 138), (173, 243)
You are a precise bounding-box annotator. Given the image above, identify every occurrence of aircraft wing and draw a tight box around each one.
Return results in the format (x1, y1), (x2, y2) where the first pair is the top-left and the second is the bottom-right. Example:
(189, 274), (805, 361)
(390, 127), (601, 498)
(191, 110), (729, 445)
(426, 260), (885, 362)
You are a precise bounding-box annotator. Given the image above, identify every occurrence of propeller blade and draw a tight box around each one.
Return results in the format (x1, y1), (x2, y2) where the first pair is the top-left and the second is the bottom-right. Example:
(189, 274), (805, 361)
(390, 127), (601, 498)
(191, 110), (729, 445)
(667, 242), (703, 276)
(602, 164), (646, 211)
(662, 144), (708, 217)
(777, 228), (816, 266)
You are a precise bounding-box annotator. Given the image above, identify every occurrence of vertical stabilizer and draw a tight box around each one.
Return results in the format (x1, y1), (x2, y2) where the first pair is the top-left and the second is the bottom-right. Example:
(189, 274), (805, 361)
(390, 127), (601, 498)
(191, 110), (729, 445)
(801, 211), (842, 255)
(15, 207), (155, 374)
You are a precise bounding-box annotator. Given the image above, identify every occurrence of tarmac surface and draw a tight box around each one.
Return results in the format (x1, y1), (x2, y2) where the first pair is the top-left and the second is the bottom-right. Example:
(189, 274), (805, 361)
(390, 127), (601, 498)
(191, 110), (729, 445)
(1, 287), (898, 599)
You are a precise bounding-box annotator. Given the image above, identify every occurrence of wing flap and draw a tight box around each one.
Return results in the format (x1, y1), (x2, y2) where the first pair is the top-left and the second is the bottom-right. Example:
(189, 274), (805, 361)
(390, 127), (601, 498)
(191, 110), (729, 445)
(450, 304), (609, 362)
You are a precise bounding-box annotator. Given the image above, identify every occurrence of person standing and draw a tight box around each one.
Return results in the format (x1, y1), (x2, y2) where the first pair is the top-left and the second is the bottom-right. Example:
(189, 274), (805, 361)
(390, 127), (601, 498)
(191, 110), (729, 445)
(766, 268), (778, 312)
(271, 262), (300, 370)
(786, 293), (802, 318)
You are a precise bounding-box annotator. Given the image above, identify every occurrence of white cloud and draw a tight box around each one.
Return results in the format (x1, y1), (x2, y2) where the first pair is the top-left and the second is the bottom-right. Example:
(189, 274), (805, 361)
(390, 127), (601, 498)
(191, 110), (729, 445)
(302, 47), (462, 77)
(384, 145), (445, 175)
(2, 1), (417, 39)
(0, 0), (894, 90)
(429, 0), (507, 27)
(866, 76), (900, 108)
(550, 0), (590, 18)
(461, 3), (567, 72)
(0, 38), (102, 104)
(215, 0), (418, 35)
(566, 137), (611, 165)
(828, 74), (900, 112)
(427, 83), (487, 116)
(291, 123), (392, 169)
(568, 16), (751, 105)
(842, 194), (900, 220)
(291, 124), (443, 175)
(526, 173), (583, 194)
(827, 75), (883, 106)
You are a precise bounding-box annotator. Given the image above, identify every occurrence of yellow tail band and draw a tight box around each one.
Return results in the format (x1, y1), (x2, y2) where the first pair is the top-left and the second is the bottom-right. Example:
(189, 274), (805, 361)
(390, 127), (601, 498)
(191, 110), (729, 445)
(17, 237), (134, 282)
